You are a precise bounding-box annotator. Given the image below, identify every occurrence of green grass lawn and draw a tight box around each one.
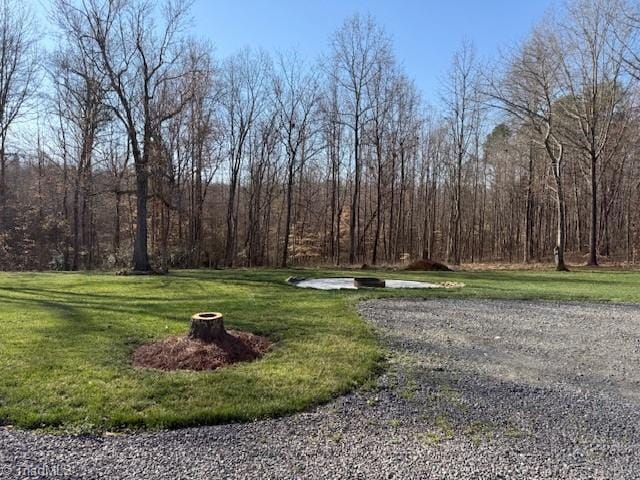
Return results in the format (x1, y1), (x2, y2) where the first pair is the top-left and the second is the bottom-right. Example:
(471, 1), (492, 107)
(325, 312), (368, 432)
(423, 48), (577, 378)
(0, 267), (639, 433)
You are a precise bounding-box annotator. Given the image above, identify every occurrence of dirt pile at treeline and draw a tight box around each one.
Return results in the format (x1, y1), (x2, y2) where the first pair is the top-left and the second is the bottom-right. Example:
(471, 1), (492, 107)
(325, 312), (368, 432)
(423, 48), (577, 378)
(405, 258), (452, 272)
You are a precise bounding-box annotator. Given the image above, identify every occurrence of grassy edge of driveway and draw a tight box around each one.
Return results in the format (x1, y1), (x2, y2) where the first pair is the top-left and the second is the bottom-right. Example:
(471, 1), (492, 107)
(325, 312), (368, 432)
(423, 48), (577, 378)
(0, 267), (638, 433)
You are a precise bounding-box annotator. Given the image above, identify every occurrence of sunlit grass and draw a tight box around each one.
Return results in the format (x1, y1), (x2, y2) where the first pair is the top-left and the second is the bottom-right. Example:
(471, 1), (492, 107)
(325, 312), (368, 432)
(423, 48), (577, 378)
(0, 266), (638, 433)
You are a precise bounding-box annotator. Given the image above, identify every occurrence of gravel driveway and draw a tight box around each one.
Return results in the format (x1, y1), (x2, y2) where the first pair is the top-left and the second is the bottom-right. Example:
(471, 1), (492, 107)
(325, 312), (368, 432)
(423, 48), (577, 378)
(2, 299), (640, 479)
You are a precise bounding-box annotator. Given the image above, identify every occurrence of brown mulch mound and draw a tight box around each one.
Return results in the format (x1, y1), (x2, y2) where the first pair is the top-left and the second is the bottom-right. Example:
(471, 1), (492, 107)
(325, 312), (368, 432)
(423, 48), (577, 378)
(405, 258), (452, 272)
(132, 330), (271, 371)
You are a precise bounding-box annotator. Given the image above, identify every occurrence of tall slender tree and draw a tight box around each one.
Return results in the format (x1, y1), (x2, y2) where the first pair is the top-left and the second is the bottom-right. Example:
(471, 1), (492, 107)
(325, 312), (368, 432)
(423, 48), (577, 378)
(55, 0), (195, 271)
(329, 14), (392, 264)
(0, 0), (38, 227)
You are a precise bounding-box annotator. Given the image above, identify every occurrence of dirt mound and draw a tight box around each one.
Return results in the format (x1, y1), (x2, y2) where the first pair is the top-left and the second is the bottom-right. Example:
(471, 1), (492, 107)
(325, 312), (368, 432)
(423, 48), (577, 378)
(405, 258), (452, 272)
(133, 330), (271, 371)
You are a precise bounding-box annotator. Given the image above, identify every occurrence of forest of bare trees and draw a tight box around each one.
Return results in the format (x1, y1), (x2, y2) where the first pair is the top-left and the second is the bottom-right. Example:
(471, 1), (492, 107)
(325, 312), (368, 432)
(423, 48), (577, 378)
(1, 0), (639, 271)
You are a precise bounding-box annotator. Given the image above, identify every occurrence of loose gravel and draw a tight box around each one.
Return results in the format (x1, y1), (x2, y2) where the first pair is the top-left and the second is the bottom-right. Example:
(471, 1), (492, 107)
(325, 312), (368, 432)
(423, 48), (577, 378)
(2, 299), (640, 479)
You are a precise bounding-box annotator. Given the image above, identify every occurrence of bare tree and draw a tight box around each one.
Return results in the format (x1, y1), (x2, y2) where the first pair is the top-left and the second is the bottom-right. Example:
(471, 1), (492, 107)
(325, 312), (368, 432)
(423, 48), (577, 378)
(386, 74), (421, 262)
(329, 14), (392, 264)
(55, 0), (195, 272)
(184, 44), (220, 267)
(319, 69), (345, 264)
(0, 0), (38, 226)
(486, 23), (571, 271)
(557, 0), (631, 266)
(273, 51), (319, 267)
(50, 39), (108, 269)
(442, 41), (479, 265)
(365, 54), (396, 264)
(244, 109), (278, 267)
(103, 123), (131, 266)
(0, 2), (639, 272)
(219, 48), (269, 266)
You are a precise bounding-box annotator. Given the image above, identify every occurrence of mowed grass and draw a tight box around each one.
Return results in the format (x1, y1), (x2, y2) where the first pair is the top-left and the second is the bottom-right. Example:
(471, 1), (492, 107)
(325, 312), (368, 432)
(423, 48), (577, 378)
(0, 267), (639, 433)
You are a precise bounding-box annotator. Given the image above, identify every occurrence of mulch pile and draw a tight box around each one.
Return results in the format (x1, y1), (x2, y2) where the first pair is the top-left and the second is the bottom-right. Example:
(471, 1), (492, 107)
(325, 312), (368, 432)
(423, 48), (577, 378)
(132, 330), (271, 371)
(405, 258), (452, 272)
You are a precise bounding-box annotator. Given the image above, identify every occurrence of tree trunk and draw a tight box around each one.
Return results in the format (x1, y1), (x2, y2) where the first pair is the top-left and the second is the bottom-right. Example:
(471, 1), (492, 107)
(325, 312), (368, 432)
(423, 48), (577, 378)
(0, 136), (6, 229)
(349, 113), (360, 264)
(524, 143), (534, 263)
(133, 158), (151, 272)
(372, 142), (383, 265)
(554, 171), (569, 272)
(281, 161), (295, 267)
(587, 156), (598, 266)
(450, 149), (463, 265)
(224, 169), (239, 267)
(113, 190), (122, 262)
(72, 173), (81, 270)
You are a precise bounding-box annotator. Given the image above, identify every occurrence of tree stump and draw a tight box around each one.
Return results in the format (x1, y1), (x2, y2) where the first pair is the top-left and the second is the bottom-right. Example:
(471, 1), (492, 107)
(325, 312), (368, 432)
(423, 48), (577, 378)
(354, 277), (386, 288)
(189, 312), (226, 342)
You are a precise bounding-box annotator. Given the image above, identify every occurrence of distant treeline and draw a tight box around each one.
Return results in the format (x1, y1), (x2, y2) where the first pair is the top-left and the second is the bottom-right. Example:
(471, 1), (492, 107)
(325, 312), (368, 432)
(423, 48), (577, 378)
(0, 0), (638, 271)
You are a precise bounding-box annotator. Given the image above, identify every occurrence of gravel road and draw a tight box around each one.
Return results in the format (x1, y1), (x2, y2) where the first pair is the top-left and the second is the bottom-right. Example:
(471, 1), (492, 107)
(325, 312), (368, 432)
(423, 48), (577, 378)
(2, 299), (640, 479)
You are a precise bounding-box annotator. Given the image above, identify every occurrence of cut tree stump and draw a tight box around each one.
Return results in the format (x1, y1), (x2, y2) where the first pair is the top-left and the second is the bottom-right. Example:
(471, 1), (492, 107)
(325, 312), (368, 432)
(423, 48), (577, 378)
(189, 312), (226, 342)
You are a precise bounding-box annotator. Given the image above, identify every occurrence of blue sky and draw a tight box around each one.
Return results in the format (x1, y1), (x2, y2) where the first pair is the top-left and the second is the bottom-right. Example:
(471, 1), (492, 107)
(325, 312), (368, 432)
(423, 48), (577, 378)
(27, 0), (555, 103)
(192, 0), (556, 103)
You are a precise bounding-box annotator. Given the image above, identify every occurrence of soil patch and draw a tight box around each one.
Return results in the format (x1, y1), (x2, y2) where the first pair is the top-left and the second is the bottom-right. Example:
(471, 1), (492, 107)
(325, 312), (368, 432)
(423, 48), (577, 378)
(133, 330), (271, 371)
(405, 258), (452, 271)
